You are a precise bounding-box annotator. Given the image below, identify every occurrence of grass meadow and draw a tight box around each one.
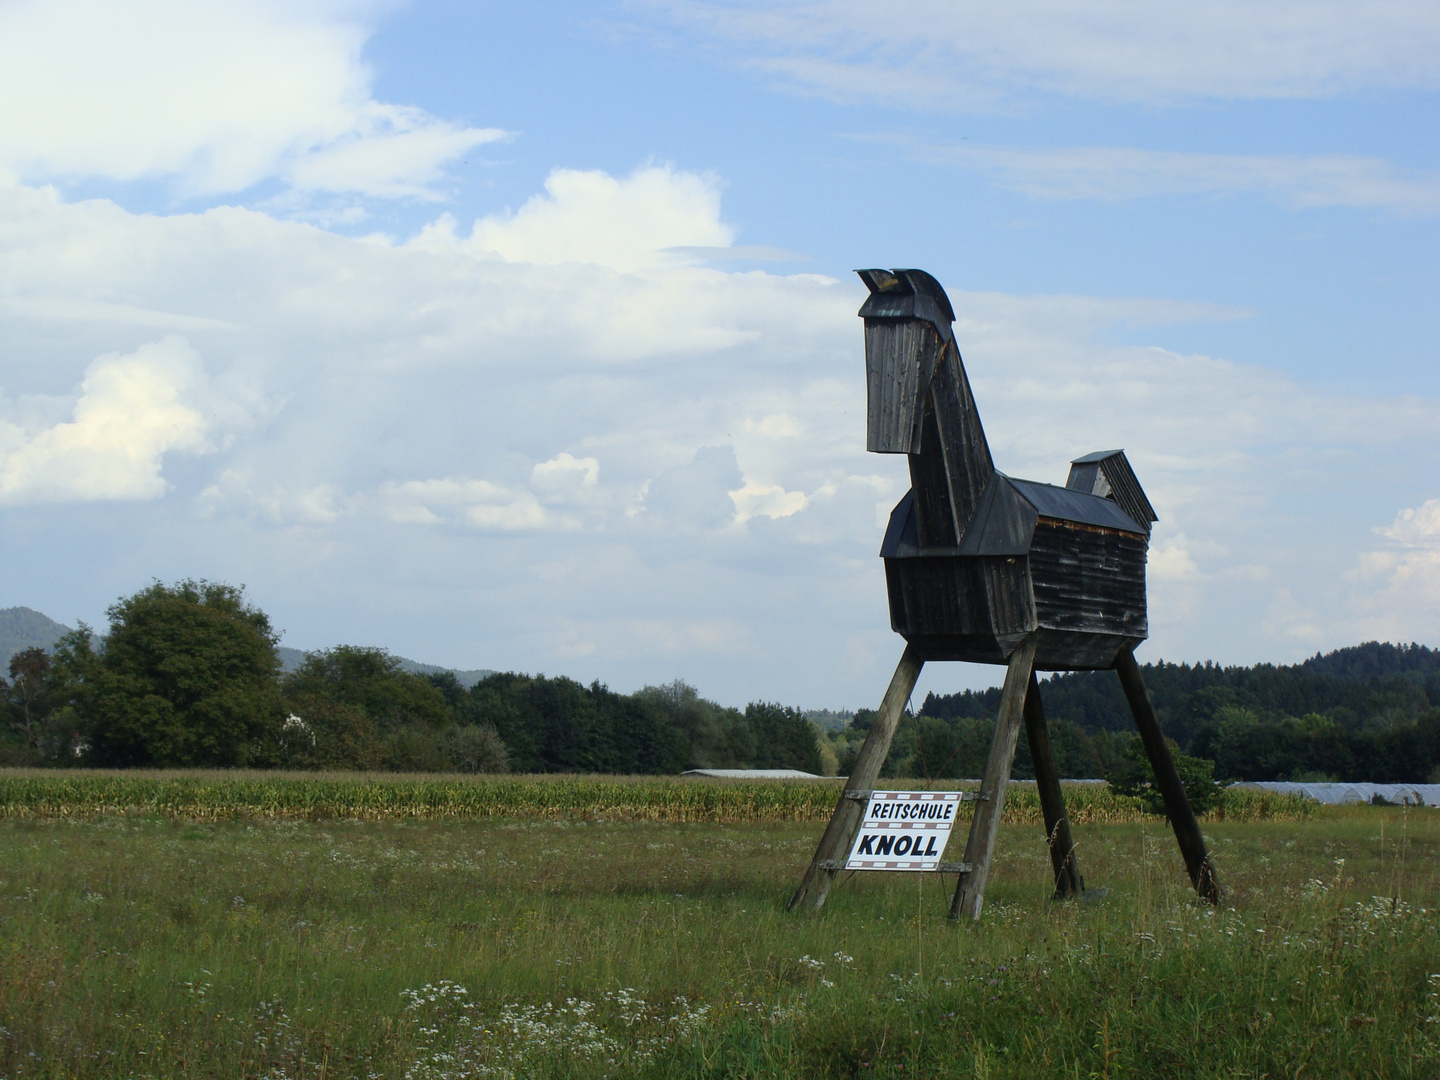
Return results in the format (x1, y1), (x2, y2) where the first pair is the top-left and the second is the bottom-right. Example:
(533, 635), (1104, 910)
(0, 772), (1436, 1079)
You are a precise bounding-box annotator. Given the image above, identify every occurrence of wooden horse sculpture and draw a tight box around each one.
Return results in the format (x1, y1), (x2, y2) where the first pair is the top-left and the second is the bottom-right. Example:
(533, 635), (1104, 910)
(791, 268), (1221, 920)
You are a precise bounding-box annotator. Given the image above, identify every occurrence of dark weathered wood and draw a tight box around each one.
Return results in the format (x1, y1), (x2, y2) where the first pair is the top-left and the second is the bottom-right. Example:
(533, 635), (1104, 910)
(1066, 450), (1156, 536)
(1028, 520), (1148, 640)
(909, 392), (960, 547)
(1023, 673), (1081, 898)
(1030, 630), (1138, 672)
(865, 321), (935, 455)
(884, 554), (1034, 645)
(928, 338), (993, 535)
(1114, 647), (1222, 904)
(788, 645), (924, 911)
(950, 636), (1037, 920)
(843, 269), (1199, 917)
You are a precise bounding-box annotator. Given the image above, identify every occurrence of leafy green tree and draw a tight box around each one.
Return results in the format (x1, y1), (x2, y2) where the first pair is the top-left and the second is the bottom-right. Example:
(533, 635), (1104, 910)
(632, 680), (745, 771)
(280, 647), (457, 770)
(283, 647), (453, 728)
(379, 725), (453, 772)
(902, 714), (996, 780)
(913, 716), (960, 779)
(479, 673), (685, 774)
(920, 641), (1440, 781)
(745, 701), (822, 773)
(1090, 730), (1133, 779)
(423, 671), (470, 713)
(62, 581), (284, 767)
(880, 711), (920, 777)
(3, 648), (54, 760)
(849, 708), (878, 734)
(1047, 719), (1103, 778)
(278, 701), (381, 770)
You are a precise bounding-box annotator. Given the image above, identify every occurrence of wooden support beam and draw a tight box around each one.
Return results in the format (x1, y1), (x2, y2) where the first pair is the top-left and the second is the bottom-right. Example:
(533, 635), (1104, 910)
(788, 644), (924, 912)
(1023, 672), (1082, 899)
(950, 636), (1037, 921)
(1114, 647), (1222, 904)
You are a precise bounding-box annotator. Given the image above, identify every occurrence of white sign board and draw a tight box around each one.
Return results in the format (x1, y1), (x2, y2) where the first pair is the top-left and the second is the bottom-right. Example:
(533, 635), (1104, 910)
(844, 790), (961, 872)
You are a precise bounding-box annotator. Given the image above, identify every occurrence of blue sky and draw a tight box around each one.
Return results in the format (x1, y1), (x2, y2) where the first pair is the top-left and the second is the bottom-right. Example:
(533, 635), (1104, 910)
(1, 0), (1438, 709)
(363, 0), (1440, 391)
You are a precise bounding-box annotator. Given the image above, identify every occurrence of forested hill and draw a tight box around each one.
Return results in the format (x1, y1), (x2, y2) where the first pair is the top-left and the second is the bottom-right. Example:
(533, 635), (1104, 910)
(1295, 641), (1440, 680)
(921, 642), (1440, 767)
(0, 607), (73, 664)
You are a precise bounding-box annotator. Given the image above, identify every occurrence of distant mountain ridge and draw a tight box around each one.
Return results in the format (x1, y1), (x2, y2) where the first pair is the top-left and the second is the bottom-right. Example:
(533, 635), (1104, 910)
(0, 608), (493, 687)
(276, 646), (495, 688)
(0, 607), (73, 663)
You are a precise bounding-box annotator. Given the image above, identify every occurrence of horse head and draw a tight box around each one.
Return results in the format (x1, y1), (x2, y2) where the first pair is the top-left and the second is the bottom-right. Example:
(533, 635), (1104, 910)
(857, 268), (956, 455)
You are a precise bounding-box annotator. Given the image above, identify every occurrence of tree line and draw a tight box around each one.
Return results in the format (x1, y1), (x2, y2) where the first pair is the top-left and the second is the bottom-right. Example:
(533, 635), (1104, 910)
(916, 643), (1440, 783)
(8, 578), (1438, 784)
(0, 580), (821, 775)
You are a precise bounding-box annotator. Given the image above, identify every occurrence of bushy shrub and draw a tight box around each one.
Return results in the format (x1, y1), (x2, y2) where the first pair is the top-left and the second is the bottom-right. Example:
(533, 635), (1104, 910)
(444, 725), (510, 773)
(1106, 734), (1220, 816)
(380, 724), (453, 772)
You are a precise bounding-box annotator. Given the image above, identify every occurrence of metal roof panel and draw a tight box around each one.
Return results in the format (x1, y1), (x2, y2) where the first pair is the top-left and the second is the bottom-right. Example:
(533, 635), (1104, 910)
(1070, 449), (1124, 465)
(954, 475), (1037, 556)
(880, 490), (918, 557)
(1008, 478), (1146, 533)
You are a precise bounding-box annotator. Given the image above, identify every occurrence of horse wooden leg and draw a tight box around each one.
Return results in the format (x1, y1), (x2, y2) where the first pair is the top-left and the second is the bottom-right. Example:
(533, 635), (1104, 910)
(1023, 672), (1082, 899)
(788, 644), (924, 912)
(950, 636), (1037, 920)
(1114, 647), (1222, 904)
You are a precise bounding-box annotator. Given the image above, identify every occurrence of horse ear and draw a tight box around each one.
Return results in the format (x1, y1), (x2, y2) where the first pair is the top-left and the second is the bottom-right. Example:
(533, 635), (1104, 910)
(895, 269), (957, 323)
(856, 269), (905, 294)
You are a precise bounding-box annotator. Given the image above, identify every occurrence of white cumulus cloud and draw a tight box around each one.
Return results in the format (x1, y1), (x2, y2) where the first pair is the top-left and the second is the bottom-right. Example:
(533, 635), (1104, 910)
(0, 336), (222, 503)
(378, 478), (547, 531)
(0, 0), (504, 197)
(429, 165), (734, 272)
(1378, 499), (1440, 548)
(1350, 500), (1440, 644)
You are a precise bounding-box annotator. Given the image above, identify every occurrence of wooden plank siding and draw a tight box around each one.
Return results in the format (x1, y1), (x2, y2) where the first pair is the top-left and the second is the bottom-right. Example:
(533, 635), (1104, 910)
(865, 321), (934, 456)
(909, 394), (961, 547)
(1028, 518), (1147, 639)
(884, 554), (1036, 664)
(927, 342), (993, 536)
(884, 519), (1146, 669)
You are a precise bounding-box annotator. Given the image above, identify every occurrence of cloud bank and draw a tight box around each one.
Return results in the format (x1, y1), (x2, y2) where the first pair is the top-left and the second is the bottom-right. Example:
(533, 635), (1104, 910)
(651, 0), (1440, 106)
(872, 140), (1440, 217)
(2, 163), (1438, 703)
(0, 0), (503, 197)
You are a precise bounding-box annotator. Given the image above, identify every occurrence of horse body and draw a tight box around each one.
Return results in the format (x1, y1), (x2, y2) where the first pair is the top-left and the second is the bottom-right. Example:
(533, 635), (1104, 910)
(860, 268), (1156, 671)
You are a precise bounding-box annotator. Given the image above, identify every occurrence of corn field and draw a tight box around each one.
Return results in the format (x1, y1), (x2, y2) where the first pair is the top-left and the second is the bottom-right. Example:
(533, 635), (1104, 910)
(0, 770), (1311, 823)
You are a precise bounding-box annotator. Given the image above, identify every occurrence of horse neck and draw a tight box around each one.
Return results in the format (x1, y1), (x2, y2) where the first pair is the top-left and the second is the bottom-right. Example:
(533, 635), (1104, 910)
(907, 342), (995, 548)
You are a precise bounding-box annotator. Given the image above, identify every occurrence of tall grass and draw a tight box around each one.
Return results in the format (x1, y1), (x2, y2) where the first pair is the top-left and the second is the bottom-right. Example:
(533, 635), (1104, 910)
(0, 769), (1310, 823)
(0, 805), (1432, 1078)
